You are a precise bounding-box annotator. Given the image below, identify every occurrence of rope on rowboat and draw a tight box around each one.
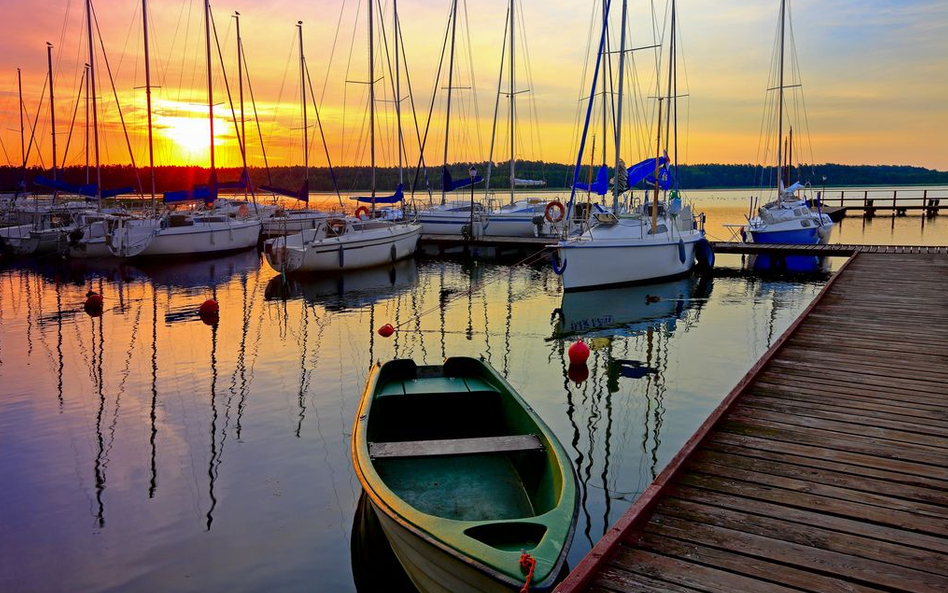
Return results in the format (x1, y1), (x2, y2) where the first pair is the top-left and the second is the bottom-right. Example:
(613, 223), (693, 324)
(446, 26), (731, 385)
(387, 245), (555, 333)
(519, 551), (536, 593)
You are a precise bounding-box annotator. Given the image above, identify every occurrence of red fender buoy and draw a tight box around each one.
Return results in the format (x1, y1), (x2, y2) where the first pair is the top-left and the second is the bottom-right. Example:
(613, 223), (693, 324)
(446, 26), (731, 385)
(568, 340), (590, 364)
(199, 299), (220, 326)
(84, 291), (104, 317)
(377, 324), (395, 338)
(199, 299), (219, 316)
(354, 206), (371, 220)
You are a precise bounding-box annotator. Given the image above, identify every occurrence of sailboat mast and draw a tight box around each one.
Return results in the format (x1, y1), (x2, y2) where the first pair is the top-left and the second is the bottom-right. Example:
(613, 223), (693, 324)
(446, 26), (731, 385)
(395, 0), (403, 186)
(672, 0), (679, 188)
(84, 65), (90, 184)
(368, 0), (376, 203)
(17, 68), (24, 177)
(85, 0), (101, 199)
(508, 0), (515, 205)
(142, 0), (156, 207)
(440, 0), (459, 205)
(776, 0), (785, 192)
(204, 0), (216, 181)
(663, 1), (675, 160)
(298, 21), (308, 182)
(236, 12), (246, 195)
(652, 98), (662, 233)
(612, 0), (628, 212)
(601, 0), (607, 168)
(46, 43), (57, 183)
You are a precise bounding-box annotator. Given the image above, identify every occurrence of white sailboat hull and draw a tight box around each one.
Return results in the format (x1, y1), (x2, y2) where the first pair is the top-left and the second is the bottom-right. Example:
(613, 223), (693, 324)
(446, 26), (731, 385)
(68, 238), (114, 259)
(264, 223), (420, 274)
(557, 225), (703, 291)
(111, 218), (262, 257)
(139, 220), (261, 256)
(261, 211), (328, 237)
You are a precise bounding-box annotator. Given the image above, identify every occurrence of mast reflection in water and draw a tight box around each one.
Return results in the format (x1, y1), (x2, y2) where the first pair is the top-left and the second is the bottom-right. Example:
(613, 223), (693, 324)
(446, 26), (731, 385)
(0, 250), (832, 592)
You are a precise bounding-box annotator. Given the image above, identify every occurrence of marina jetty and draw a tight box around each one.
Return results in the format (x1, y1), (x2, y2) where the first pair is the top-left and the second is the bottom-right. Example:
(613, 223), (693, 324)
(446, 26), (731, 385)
(555, 250), (948, 593)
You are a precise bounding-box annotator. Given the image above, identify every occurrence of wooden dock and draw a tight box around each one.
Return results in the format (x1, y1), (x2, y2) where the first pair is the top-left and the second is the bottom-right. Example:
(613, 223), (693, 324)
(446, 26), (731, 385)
(711, 242), (948, 256)
(555, 251), (948, 593)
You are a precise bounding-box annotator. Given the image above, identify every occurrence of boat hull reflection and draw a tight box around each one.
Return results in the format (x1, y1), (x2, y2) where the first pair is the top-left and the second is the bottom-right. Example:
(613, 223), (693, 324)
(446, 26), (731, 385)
(351, 491), (419, 593)
(264, 258), (418, 310)
(746, 253), (831, 274)
(554, 273), (711, 339)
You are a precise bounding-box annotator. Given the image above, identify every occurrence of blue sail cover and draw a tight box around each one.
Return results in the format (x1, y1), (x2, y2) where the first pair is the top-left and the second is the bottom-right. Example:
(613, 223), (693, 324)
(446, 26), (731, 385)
(260, 179), (309, 203)
(33, 175), (134, 200)
(626, 156), (669, 187)
(573, 164), (610, 195)
(164, 171), (250, 204)
(442, 168), (483, 192)
(216, 170), (250, 191)
(351, 183), (404, 204)
(163, 187), (214, 203)
(646, 166), (672, 191)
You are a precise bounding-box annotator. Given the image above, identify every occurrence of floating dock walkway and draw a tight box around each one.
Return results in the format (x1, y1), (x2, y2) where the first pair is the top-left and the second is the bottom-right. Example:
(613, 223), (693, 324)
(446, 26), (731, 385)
(555, 251), (948, 593)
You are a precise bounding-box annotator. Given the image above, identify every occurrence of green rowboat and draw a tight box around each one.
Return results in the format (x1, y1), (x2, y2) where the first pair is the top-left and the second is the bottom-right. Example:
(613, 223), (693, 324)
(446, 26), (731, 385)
(352, 357), (578, 593)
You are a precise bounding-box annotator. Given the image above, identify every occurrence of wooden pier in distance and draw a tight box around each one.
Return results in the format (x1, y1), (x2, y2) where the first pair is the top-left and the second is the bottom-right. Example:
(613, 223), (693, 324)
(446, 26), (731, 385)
(555, 251), (948, 593)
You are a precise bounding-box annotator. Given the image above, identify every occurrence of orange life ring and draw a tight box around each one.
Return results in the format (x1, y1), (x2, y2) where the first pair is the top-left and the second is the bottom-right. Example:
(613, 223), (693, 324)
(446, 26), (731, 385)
(238, 204), (249, 218)
(544, 200), (565, 223)
(354, 206), (371, 220)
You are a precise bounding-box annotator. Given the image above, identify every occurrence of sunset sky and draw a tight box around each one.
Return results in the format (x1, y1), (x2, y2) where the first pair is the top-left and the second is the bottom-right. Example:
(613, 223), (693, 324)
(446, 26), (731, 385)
(0, 0), (945, 174)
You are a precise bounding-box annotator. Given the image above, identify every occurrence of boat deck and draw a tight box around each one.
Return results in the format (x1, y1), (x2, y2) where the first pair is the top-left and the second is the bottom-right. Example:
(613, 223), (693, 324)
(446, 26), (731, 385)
(555, 251), (948, 593)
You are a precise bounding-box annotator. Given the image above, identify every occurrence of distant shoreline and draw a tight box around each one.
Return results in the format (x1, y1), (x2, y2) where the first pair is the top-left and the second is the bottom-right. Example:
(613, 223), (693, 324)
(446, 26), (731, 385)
(3, 163), (946, 195)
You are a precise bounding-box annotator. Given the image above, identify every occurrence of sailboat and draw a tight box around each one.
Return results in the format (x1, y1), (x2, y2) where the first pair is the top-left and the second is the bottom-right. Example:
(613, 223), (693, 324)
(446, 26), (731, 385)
(258, 16), (332, 238)
(553, 0), (709, 291)
(734, 0), (833, 245)
(481, 0), (566, 238)
(412, 0), (487, 237)
(107, 0), (261, 258)
(262, 3), (419, 275)
(415, 1), (559, 239)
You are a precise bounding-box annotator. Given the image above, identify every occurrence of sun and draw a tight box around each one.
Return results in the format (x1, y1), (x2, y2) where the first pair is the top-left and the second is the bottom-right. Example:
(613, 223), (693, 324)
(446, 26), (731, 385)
(155, 112), (236, 165)
(158, 116), (211, 155)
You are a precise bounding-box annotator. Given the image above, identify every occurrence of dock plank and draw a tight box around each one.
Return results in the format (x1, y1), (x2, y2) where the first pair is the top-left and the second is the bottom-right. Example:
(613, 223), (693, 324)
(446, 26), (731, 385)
(555, 252), (948, 593)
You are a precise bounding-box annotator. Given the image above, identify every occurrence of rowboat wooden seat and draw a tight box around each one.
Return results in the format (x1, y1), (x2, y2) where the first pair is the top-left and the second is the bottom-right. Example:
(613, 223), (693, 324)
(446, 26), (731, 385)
(368, 434), (543, 459)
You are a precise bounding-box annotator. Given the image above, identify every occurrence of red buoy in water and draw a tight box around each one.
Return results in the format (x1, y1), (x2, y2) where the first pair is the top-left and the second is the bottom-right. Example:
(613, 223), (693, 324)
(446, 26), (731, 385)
(84, 291), (103, 317)
(199, 299), (219, 326)
(567, 363), (589, 386)
(377, 324), (395, 338)
(199, 299), (219, 316)
(568, 340), (590, 364)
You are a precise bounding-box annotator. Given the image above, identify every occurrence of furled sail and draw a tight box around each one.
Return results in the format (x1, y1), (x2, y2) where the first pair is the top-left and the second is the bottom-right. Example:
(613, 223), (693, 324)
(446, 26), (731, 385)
(625, 155), (669, 188)
(33, 176), (134, 199)
(351, 184), (405, 204)
(260, 179), (309, 203)
(165, 171), (250, 204)
(442, 167), (483, 192)
(573, 164), (609, 195)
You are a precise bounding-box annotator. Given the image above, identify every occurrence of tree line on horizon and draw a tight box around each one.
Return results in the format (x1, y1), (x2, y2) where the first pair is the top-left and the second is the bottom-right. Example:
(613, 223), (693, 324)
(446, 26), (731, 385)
(2, 161), (946, 195)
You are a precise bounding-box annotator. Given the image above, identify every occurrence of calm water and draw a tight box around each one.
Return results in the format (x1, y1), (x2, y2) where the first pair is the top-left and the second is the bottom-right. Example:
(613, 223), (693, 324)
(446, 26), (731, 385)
(1, 198), (945, 592)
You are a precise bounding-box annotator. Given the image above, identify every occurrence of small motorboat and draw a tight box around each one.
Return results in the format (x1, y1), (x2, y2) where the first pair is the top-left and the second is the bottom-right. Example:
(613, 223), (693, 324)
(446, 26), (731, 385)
(352, 357), (577, 593)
